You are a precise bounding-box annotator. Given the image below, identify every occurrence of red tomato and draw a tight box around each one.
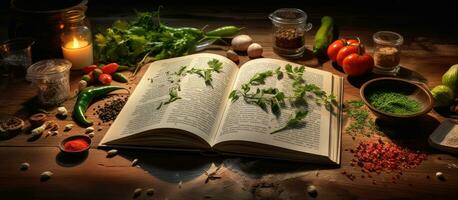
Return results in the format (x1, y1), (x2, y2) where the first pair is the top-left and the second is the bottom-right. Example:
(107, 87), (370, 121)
(327, 40), (346, 62)
(98, 74), (112, 85)
(82, 65), (97, 74)
(327, 39), (359, 62)
(336, 44), (364, 67)
(346, 39), (359, 45)
(101, 63), (119, 74)
(342, 53), (374, 77)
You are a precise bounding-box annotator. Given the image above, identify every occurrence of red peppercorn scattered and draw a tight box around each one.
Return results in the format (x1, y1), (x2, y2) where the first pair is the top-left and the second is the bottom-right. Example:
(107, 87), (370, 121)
(352, 139), (426, 172)
(345, 138), (427, 182)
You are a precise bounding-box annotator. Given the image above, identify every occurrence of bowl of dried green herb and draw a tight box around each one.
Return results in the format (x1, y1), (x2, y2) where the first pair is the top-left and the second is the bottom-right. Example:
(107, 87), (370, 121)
(360, 77), (434, 122)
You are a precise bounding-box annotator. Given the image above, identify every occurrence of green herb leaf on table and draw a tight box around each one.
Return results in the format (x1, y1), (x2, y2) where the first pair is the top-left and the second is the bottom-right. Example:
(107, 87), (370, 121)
(344, 100), (379, 137)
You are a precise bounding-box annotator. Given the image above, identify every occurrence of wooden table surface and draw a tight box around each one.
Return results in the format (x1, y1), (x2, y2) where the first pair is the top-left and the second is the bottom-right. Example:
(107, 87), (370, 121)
(1, 3), (458, 199)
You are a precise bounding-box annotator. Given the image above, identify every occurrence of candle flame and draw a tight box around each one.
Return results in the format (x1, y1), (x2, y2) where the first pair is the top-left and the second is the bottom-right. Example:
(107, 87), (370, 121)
(72, 37), (80, 48)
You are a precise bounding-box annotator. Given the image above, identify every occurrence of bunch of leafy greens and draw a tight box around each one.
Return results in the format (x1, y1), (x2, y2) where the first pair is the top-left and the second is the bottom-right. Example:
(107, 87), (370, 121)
(156, 59), (223, 109)
(94, 11), (231, 75)
(229, 64), (336, 134)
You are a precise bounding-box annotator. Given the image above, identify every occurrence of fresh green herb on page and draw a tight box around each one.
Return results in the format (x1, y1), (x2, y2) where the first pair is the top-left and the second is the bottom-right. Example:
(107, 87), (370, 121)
(229, 64), (335, 134)
(156, 59), (223, 109)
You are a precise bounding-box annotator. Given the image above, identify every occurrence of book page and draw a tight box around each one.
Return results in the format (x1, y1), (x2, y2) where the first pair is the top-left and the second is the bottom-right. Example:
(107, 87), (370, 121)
(100, 53), (239, 146)
(214, 58), (334, 157)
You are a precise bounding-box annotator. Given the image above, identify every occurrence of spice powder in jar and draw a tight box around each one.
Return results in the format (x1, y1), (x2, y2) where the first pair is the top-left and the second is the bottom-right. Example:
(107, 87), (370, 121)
(374, 47), (400, 69)
(274, 28), (304, 49)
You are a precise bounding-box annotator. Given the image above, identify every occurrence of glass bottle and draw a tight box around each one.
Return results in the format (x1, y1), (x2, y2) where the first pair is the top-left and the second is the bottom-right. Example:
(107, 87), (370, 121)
(60, 7), (93, 70)
(269, 8), (312, 58)
(372, 31), (404, 75)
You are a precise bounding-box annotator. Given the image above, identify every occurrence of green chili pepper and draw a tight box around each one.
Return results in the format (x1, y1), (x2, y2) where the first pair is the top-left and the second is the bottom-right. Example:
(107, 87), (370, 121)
(116, 65), (130, 72)
(73, 86), (127, 126)
(112, 72), (129, 83)
(161, 25), (203, 36)
(205, 26), (243, 37)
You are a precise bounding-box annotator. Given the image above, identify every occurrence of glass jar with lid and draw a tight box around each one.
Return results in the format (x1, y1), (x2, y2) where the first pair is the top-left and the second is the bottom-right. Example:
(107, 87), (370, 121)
(26, 59), (72, 106)
(61, 7), (93, 70)
(269, 8), (312, 58)
(372, 31), (404, 75)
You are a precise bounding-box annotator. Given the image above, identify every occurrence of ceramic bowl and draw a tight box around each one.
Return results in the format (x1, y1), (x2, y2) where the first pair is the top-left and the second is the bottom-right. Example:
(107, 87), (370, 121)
(360, 77), (434, 122)
(59, 135), (91, 155)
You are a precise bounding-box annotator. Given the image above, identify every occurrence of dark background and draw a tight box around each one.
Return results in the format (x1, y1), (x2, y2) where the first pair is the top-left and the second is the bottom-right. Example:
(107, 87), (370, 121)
(1, 0), (457, 43)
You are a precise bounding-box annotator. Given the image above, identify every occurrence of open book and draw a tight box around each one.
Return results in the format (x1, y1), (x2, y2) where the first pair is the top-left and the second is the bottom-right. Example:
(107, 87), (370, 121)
(100, 53), (343, 164)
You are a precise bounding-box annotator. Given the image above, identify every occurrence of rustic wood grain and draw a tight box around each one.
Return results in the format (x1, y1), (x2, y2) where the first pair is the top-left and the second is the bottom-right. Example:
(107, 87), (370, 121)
(1, 13), (458, 200)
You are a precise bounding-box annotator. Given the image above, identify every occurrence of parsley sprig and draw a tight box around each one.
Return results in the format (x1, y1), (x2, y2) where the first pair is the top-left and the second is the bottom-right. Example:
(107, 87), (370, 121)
(156, 59), (223, 109)
(229, 64), (335, 134)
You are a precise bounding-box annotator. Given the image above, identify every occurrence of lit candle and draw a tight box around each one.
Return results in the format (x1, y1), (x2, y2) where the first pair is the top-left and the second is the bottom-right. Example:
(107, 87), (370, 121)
(62, 37), (93, 70)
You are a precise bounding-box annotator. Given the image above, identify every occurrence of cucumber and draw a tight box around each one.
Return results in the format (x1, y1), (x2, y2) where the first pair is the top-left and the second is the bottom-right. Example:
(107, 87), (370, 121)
(313, 16), (336, 57)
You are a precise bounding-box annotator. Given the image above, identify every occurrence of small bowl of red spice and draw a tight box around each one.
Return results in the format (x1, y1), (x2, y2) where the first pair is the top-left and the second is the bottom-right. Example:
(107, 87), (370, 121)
(60, 135), (91, 155)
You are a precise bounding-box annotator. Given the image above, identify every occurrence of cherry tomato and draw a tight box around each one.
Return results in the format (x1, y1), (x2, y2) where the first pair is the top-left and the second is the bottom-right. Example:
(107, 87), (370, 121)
(336, 44), (364, 67)
(327, 39), (359, 62)
(98, 74), (112, 85)
(342, 53), (374, 77)
(82, 65), (97, 74)
(101, 63), (119, 74)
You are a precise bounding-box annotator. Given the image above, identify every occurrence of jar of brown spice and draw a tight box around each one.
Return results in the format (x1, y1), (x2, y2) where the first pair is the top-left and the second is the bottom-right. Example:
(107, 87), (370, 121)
(372, 31), (404, 75)
(269, 8), (312, 58)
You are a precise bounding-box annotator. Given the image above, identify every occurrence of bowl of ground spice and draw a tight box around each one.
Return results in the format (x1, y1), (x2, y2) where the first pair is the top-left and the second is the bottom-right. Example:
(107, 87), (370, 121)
(60, 135), (91, 155)
(360, 77), (433, 122)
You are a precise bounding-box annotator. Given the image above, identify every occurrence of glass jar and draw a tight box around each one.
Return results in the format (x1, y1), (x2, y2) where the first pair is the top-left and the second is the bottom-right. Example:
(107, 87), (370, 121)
(269, 8), (312, 58)
(372, 31), (404, 75)
(26, 59), (71, 106)
(0, 38), (34, 79)
(61, 7), (93, 70)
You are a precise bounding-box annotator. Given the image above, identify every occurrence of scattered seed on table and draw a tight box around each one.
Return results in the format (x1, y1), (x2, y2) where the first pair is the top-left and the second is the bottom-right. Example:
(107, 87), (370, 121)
(48, 121), (59, 131)
(436, 172), (445, 181)
(56, 106), (68, 118)
(40, 171), (53, 181)
(20, 162), (30, 171)
(85, 126), (95, 133)
(146, 188), (155, 196)
(133, 188), (142, 198)
(88, 132), (95, 138)
(131, 158), (139, 167)
(96, 97), (127, 123)
(107, 149), (118, 158)
(306, 185), (317, 197)
(64, 124), (73, 131)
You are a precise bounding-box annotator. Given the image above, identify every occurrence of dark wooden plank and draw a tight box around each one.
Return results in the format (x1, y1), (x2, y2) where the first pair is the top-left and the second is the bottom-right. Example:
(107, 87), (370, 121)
(0, 146), (457, 199)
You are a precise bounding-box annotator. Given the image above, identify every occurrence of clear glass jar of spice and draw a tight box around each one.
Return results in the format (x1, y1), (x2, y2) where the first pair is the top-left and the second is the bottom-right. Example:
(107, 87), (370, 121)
(269, 8), (312, 58)
(372, 31), (404, 75)
(26, 59), (71, 106)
